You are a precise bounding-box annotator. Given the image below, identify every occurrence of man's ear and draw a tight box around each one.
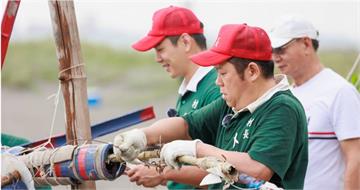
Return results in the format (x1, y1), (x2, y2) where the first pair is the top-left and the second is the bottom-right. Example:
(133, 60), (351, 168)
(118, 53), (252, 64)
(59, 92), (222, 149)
(247, 62), (261, 81)
(301, 37), (313, 55)
(178, 33), (192, 52)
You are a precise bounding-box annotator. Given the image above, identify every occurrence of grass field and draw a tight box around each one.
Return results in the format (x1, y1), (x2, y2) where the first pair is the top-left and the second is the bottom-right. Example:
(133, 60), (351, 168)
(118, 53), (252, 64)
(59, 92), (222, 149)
(2, 39), (169, 85)
(2, 39), (359, 91)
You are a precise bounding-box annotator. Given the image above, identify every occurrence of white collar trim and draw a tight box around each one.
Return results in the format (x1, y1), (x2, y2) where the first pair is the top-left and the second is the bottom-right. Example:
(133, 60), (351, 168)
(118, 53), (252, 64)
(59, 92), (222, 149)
(232, 74), (290, 117)
(178, 66), (214, 96)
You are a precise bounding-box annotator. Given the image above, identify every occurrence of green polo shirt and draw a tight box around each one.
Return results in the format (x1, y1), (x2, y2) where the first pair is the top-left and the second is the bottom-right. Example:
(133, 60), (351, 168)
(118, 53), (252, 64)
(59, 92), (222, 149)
(175, 68), (220, 116)
(184, 90), (308, 189)
(168, 68), (221, 190)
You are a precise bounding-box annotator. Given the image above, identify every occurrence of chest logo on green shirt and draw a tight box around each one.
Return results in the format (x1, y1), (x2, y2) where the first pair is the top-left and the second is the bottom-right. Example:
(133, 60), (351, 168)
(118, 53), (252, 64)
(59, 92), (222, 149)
(233, 132), (239, 148)
(243, 118), (254, 139)
(192, 99), (199, 109)
(243, 129), (249, 139)
(246, 118), (254, 127)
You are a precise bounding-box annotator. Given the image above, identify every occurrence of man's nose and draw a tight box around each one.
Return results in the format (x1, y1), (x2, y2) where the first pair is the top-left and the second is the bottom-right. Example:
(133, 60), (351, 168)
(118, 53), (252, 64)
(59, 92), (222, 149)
(155, 52), (162, 63)
(215, 75), (223, 86)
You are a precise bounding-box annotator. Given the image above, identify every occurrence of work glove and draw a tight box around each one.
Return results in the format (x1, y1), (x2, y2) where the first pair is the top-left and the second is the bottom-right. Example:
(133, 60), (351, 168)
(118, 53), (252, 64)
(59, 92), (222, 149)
(113, 129), (147, 163)
(1, 153), (35, 190)
(160, 139), (202, 170)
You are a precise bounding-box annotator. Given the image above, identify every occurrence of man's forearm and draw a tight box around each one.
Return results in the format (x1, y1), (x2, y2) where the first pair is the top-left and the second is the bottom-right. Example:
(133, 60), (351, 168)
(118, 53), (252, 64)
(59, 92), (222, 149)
(196, 142), (273, 181)
(163, 165), (208, 187)
(344, 163), (360, 190)
(340, 138), (360, 190)
(143, 117), (191, 145)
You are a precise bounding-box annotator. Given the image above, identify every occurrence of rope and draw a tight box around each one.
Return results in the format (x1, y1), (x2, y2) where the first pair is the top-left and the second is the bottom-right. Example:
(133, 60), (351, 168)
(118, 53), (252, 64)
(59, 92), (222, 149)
(58, 63), (86, 80)
(23, 63), (87, 153)
(46, 84), (61, 148)
(58, 63), (84, 75)
(346, 53), (360, 80)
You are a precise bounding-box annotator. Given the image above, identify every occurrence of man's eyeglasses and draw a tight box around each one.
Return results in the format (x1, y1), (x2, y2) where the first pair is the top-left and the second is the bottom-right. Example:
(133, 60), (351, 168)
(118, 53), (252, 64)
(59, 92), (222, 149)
(222, 113), (234, 129)
(272, 38), (298, 55)
(167, 108), (178, 117)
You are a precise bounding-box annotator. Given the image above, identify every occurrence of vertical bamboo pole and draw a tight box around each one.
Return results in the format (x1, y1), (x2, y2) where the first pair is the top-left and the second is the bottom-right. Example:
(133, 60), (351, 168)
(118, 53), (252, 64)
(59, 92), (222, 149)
(48, 1), (95, 189)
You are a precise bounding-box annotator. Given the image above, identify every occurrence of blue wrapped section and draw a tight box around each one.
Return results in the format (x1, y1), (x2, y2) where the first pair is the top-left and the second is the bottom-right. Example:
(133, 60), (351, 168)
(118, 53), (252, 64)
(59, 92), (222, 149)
(72, 144), (125, 181)
(53, 160), (77, 180)
(238, 173), (265, 189)
(32, 144), (125, 186)
(2, 144), (126, 187)
(2, 181), (28, 190)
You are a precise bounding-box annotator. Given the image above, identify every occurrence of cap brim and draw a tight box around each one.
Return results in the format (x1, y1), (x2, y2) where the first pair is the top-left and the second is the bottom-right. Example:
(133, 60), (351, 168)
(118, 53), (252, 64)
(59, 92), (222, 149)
(132, 35), (165, 52)
(190, 50), (232, 67)
(270, 37), (292, 49)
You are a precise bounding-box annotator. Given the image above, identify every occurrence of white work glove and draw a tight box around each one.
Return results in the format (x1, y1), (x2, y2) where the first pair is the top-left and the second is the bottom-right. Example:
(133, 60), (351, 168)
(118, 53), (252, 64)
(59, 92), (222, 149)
(113, 129), (147, 163)
(1, 153), (35, 190)
(160, 139), (202, 170)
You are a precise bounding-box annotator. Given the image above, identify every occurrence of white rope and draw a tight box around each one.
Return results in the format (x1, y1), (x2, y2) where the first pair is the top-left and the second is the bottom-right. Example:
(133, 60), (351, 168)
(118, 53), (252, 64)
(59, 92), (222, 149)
(45, 83), (62, 147)
(30, 84), (60, 151)
(26, 64), (86, 151)
(58, 63), (86, 80)
(58, 63), (84, 76)
(346, 53), (360, 80)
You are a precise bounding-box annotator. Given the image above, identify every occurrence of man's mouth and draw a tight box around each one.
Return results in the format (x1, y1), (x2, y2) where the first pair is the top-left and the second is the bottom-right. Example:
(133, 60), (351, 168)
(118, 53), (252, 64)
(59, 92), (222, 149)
(162, 64), (170, 71)
(277, 64), (287, 70)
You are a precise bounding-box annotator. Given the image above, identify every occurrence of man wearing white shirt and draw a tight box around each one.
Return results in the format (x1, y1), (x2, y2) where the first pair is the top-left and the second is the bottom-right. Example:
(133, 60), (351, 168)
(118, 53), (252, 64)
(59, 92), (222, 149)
(270, 16), (360, 190)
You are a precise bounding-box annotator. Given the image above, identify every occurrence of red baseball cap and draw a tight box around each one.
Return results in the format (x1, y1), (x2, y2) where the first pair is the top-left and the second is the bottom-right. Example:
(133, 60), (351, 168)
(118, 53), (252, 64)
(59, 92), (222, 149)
(191, 24), (272, 66)
(132, 6), (203, 52)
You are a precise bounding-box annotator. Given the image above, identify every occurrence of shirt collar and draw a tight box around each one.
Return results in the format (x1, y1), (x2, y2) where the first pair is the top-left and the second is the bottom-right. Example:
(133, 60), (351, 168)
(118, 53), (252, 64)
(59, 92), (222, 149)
(232, 74), (290, 117)
(178, 66), (214, 96)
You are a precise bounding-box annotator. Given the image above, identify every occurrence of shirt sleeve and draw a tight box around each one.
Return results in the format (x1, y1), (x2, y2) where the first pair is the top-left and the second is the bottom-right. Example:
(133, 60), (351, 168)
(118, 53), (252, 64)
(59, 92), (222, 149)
(331, 85), (360, 140)
(248, 102), (307, 179)
(183, 98), (224, 145)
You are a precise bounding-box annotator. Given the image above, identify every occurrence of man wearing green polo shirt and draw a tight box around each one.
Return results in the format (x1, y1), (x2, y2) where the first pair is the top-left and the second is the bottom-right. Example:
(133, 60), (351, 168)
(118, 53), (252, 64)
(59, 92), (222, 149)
(125, 6), (221, 189)
(114, 24), (308, 189)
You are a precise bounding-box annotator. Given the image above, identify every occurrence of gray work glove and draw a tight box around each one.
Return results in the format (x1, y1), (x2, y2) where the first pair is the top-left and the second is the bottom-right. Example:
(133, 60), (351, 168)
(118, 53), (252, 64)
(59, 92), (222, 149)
(113, 129), (147, 163)
(160, 139), (202, 169)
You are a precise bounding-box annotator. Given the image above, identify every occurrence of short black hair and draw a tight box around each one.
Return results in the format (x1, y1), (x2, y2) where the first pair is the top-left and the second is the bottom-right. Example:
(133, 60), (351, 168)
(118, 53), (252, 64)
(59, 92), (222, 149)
(228, 57), (274, 79)
(312, 39), (319, 51)
(166, 22), (207, 50)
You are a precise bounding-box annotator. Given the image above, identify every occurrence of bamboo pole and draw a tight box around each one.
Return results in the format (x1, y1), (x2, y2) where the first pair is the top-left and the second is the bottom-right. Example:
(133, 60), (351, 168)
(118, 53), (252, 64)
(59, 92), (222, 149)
(48, 1), (95, 189)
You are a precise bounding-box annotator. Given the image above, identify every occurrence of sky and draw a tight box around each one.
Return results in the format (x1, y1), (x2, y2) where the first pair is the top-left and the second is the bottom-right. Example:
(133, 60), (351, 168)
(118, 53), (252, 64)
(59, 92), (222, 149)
(1, 0), (360, 50)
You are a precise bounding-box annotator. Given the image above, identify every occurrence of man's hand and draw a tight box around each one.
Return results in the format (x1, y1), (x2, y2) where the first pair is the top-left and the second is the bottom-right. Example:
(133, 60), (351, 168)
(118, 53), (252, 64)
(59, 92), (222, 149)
(126, 165), (167, 187)
(113, 129), (147, 163)
(160, 139), (201, 169)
